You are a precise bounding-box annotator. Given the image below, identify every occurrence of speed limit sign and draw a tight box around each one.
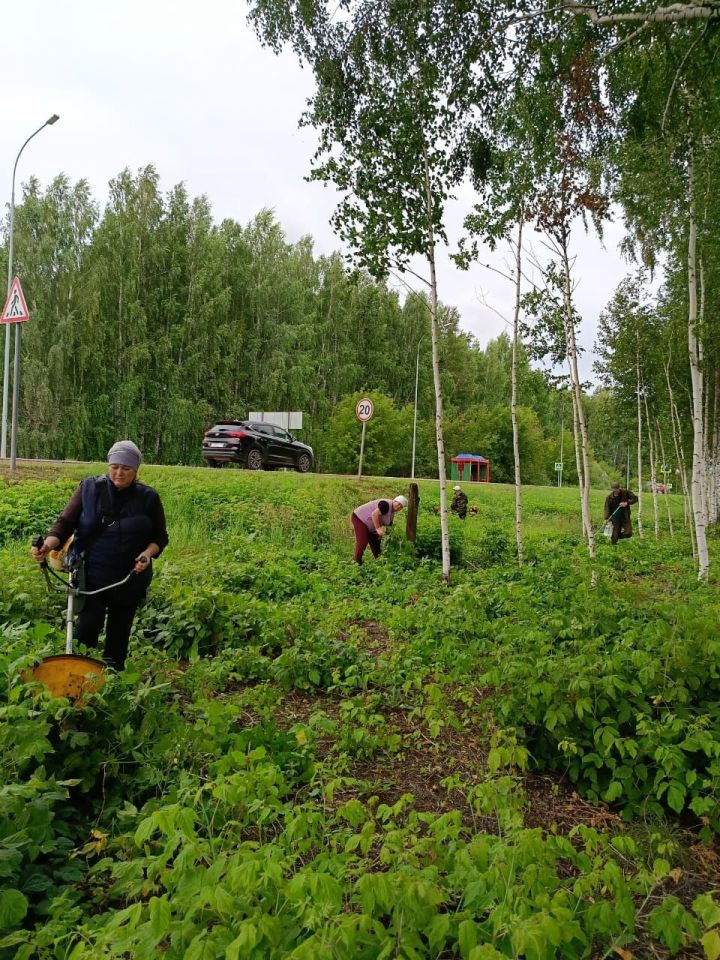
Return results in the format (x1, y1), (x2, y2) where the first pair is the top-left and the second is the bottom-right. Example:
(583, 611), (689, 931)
(356, 398), (374, 422)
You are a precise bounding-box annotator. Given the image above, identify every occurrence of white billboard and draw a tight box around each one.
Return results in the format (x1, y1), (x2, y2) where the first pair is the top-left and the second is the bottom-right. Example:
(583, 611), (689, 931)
(249, 411), (303, 430)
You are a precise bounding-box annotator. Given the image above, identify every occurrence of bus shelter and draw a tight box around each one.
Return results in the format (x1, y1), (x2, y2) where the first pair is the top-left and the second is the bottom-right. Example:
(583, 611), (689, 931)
(450, 453), (491, 483)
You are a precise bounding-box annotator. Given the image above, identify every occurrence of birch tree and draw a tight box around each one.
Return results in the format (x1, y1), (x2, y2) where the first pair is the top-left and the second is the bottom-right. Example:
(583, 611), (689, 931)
(249, 0), (501, 580)
(510, 219), (525, 565)
(458, 209), (528, 564)
(686, 156), (709, 578)
(517, 50), (611, 560)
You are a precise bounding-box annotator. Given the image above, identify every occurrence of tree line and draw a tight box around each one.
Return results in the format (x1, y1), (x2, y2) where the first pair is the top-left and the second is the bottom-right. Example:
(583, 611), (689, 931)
(1, 166), (605, 482)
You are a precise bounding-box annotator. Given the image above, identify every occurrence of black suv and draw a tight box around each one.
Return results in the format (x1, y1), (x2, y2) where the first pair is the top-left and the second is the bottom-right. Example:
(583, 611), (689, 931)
(202, 421), (314, 472)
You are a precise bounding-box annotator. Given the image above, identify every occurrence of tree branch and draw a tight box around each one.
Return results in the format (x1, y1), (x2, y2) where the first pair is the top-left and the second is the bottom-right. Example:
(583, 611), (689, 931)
(559, 0), (720, 23)
(661, 23), (709, 133)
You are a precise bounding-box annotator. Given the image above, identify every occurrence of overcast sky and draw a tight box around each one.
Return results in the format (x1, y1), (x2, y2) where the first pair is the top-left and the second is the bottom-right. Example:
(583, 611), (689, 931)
(3, 0), (635, 381)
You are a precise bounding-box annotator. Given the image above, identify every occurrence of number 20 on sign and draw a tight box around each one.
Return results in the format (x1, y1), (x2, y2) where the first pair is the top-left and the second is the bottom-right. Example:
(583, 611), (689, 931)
(356, 398), (374, 422)
(356, 398), (374, 478)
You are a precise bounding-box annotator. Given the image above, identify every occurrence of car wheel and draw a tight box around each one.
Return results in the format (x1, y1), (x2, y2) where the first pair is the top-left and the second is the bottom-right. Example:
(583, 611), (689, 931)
(296, 453), (312, 473)
(246, 447), (264, 471)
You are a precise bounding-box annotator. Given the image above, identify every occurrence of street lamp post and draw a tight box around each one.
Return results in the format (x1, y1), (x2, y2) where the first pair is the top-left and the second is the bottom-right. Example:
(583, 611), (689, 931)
(3, 114), (59, 466)
(411, 335), (425, 479)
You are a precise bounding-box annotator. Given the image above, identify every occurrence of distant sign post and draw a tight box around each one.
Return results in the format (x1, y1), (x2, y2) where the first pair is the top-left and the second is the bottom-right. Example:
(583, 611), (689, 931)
(356, 397), (374, 479)
(1, 278), (31, 471)
(555, 461), (563, 488)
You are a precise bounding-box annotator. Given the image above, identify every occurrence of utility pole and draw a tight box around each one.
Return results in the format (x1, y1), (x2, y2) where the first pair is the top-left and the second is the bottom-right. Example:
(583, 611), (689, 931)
(2, 114), (59, 464)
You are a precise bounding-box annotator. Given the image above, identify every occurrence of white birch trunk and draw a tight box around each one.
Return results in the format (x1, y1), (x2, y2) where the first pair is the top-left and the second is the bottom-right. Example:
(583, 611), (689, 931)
(664, 359), (694, 553)
(571, 389), (585, 515)
(699, 259), (711, 524)
(643, 392), (660, 537)
(710, 374), (720, 525)
(511, 217), (524, 566)
(636, 353), (644, 537)
(656, 418), (674, 537)
(560, 234), (595, 561)
(422, 149), (450, 581)
(687, 157), (709, 580)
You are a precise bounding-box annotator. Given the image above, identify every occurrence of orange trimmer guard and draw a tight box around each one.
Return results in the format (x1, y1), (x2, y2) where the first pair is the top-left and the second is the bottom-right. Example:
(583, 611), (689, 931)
(23, 654), (106, 704)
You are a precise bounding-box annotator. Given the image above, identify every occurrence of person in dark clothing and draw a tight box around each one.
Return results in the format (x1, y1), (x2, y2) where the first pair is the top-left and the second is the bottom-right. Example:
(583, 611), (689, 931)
(604, 482), (638, 545)
(451, 485), (468, 519)
(30, 441), (168, 670)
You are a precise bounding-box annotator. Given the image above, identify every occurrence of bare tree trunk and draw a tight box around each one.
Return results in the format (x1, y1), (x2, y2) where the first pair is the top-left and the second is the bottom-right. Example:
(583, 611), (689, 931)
(511, 216), (524, 565)
(687, 156), (709, 580)
(664, 358), (694, 554)
(636, 353), (644, 537)
(656, 418), (674, 537)
(710, 373), (720, 525)
(571, 389), (585, 508)
(422, 148), (450, 582)
(699, 258), (711, 525)
(643, 392), (660, 537)
(560, 234), (595, 562)
(406, 482), (419, 543)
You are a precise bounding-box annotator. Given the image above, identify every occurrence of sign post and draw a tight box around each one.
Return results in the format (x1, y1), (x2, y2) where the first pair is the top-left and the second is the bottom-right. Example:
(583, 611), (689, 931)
(2, 115), (59, 462)
(356, 397), (374, 479)
(1, 278), (30, 470)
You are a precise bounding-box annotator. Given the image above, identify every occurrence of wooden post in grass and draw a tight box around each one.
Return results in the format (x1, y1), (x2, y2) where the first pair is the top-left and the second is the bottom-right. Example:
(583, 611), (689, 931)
(406, 483), (419, 543)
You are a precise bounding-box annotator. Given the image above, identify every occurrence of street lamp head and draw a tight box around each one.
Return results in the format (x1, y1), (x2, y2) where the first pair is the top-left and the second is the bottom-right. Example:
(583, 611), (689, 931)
(47, 114), (60, 125)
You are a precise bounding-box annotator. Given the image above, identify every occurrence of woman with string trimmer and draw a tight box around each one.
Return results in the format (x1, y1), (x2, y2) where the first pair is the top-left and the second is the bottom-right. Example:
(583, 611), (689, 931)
(30, 441), (168, 671)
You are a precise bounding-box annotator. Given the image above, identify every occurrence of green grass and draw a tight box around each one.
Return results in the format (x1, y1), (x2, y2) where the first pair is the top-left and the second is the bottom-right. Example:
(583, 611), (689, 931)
(0, 464), (717, 960)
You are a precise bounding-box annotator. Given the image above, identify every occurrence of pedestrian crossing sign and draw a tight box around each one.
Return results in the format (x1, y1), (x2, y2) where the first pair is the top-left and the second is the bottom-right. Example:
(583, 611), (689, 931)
(1, 277), (30, 323)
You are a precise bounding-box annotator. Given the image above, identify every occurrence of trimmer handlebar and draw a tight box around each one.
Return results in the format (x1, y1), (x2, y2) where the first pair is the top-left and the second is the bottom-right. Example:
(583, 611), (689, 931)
(31, 534), (135, 595)
(31, 534), (48, 568)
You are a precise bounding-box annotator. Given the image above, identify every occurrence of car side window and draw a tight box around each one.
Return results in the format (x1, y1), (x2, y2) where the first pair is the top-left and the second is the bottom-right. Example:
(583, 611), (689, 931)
(275, 428), (291, 441)
(254, 424), (272, 436)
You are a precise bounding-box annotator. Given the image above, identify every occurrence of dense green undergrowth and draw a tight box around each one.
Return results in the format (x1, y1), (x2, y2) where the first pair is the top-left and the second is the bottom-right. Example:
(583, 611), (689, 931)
(1, 466), (718, 958)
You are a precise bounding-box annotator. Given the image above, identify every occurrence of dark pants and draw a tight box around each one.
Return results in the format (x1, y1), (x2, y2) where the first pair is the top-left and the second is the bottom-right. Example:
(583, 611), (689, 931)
(75, 581), (143, 670)
(611, 515), (633, 545)
(352, 513), (382, 564)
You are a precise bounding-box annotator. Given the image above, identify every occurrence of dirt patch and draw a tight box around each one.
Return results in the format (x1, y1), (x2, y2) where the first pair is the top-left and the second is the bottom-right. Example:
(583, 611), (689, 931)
(340, 618), (392, 652)
(343, 749), (485, 820)
(523, 771), (621, 833)
(273, 689), (340, 727)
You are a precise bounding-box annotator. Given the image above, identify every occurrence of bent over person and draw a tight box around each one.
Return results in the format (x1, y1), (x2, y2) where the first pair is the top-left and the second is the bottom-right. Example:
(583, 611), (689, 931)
(351, 495), (407, 564)
(451, 485), (468, 519)
(604, 482), (638, 545)
(30, 441), (168, 670)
